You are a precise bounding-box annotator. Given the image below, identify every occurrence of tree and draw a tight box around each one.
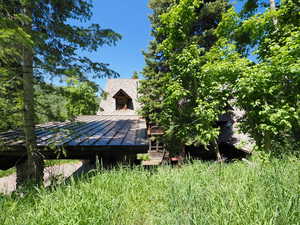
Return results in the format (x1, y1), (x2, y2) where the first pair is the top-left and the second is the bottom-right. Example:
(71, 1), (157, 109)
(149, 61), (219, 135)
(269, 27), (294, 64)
(233, 0), (300, 155)
(64, 78), (99, 119)
(1, 0), (121, 186)
(140, 0), (231, 158)
(35, 81), (99, 123)
(35, 84), (68, 123)
(141, 0), (300, 158)
(139, 0), (173, 133)
(0, 1), (31, 131)
(131, 71), (139, 79)
(211, 0), (300, 156)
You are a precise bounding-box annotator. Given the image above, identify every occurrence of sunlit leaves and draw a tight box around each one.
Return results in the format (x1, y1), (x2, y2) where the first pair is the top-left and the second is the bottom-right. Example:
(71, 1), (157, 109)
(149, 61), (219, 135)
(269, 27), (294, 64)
(141, 0), (231, 150)
(233, 0), (300, 154)
(64, 78), (98, 119)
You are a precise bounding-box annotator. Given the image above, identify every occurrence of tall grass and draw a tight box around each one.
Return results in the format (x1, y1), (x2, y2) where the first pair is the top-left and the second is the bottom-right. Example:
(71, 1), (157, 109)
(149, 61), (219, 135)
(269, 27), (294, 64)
(0, 159), (299, 225)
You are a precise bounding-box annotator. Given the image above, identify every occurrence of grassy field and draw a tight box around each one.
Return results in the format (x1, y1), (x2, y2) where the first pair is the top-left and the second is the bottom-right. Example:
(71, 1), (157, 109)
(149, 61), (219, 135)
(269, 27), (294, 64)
(0, 158), (299, 225)
(0, 160), (80, 178)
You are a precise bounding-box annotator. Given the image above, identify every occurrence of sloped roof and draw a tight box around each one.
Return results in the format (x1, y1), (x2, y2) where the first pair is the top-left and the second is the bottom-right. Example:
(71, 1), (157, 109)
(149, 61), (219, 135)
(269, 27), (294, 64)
(0, 115), (148, 168)
(112, 89), (132, 99)
(98, 79), (140, 116)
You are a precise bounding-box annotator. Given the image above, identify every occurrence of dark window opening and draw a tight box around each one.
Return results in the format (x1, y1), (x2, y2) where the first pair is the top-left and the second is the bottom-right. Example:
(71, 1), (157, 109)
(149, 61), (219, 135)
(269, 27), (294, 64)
(113, 89), (134, 110)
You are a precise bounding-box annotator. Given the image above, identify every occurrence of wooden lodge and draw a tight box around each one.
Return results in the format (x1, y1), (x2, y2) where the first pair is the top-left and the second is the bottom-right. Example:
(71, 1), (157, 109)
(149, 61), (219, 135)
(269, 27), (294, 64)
(0, 79), (147, 172)
(0, 78), (252, 174)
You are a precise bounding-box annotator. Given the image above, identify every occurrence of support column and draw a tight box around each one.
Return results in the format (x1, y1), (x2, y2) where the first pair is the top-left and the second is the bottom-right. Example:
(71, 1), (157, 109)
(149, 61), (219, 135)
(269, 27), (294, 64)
(16, 156), (44, 189)
(81, 155), (97, 172)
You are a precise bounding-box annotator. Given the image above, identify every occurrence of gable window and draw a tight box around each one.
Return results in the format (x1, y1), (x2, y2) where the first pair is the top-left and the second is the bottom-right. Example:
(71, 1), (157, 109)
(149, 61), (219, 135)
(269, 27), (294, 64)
(113, 89), (133, 110)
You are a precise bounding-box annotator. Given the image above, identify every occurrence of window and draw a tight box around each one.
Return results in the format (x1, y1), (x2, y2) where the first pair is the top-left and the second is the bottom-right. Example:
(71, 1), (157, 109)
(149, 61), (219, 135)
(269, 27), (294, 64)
(113, 89), (134, 110)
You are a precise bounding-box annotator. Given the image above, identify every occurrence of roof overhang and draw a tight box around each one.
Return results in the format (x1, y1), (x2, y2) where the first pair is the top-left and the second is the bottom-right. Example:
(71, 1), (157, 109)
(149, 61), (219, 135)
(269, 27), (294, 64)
(0, 115), (148, 159)
(112, 89), (132, 99)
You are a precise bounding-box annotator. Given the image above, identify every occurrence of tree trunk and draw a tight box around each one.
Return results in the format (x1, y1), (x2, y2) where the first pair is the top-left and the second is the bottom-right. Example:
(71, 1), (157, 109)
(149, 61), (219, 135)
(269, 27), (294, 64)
(213, 139), (222, 161)
(18, 6), (44, 188)
(263, 132), (272, 153)
(269, 0), (278, 26)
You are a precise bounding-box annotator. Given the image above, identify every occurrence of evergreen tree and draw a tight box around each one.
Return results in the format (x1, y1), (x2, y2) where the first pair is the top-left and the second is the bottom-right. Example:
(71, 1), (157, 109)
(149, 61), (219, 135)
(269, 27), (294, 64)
(139, 0), (174, 126)
(0, 0), (121, 186)
(0, 1), (30, 131)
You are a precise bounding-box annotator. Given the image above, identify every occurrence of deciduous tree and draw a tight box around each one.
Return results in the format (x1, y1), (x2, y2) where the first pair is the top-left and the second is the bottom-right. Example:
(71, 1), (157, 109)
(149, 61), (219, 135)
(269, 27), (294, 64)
(140, 0), (231, 158)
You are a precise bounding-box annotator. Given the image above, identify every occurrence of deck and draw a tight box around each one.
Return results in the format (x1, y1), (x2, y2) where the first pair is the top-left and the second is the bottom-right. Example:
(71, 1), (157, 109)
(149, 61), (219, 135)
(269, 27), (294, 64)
(0, 115), (148, 165)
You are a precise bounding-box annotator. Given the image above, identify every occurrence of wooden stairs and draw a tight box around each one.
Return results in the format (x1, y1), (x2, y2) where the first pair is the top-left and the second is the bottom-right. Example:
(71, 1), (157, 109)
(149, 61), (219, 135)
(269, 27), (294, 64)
(142, 137), (167, 166)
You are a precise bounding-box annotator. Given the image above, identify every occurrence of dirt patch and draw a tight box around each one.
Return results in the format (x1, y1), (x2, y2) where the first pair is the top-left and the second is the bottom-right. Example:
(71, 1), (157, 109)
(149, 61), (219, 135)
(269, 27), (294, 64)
(0, 162), (83, 194)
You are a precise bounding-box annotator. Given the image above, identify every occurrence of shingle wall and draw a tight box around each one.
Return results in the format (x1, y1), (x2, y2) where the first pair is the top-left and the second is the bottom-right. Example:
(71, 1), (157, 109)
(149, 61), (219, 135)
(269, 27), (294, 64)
(97, 79), (141, 116)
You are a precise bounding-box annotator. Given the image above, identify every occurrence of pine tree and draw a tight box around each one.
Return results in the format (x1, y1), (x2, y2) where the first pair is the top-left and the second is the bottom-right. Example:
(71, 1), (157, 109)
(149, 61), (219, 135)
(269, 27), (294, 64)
(1, 0), (121, 186)
(139, 0), (174, 125)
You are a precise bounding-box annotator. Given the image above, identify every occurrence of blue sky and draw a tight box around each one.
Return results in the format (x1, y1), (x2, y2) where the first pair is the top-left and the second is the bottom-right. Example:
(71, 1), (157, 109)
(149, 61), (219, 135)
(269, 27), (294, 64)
(77, 1), (250, 91)
(84, 0), (152, 90)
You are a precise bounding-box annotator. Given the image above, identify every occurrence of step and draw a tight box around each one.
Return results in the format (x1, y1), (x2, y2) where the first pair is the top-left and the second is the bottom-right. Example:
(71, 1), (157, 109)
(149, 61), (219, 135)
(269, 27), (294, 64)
(149, 151), (164, 157)
(149, 147), (164, 150)
(142, 159), (162, 166)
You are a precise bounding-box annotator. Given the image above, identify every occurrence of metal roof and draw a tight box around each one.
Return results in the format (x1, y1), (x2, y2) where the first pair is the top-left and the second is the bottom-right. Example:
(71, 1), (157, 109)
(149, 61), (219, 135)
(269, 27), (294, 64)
(0, 115), (148, 153)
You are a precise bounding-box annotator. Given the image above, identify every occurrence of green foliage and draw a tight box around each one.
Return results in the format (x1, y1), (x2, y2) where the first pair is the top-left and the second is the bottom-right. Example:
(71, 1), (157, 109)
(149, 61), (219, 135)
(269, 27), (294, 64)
(140, 0), (231, 151)
(35, 84), (68, 123)
(136, 153), (150, 161)
(207, 0), (300, 155)
(0, 86), (23, 131)
(0, 168), (15, 178)
(215, 0), (300, 155)
(141, 0), (300, 156)
(0, 0), (121, 131)
(131, 71), (139, 79)
(64, 78), (99, 119)
(0, 78), (100, 131)
(0, 78), (99, 131)
(0, 1), (31, 131)
(0, 1), (32, 64)
(0, 160), (299, 224)
(25, 0), (122, 80)
(230, 0), (300, 154)
(139, 0), (174, 126)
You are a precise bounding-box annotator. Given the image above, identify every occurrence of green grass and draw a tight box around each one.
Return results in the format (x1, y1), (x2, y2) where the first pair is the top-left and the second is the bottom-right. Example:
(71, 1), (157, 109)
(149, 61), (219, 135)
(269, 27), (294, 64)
(0, 160), (80, 178)
(0, 168), (15, 178)
(0, 158), (299, 225)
